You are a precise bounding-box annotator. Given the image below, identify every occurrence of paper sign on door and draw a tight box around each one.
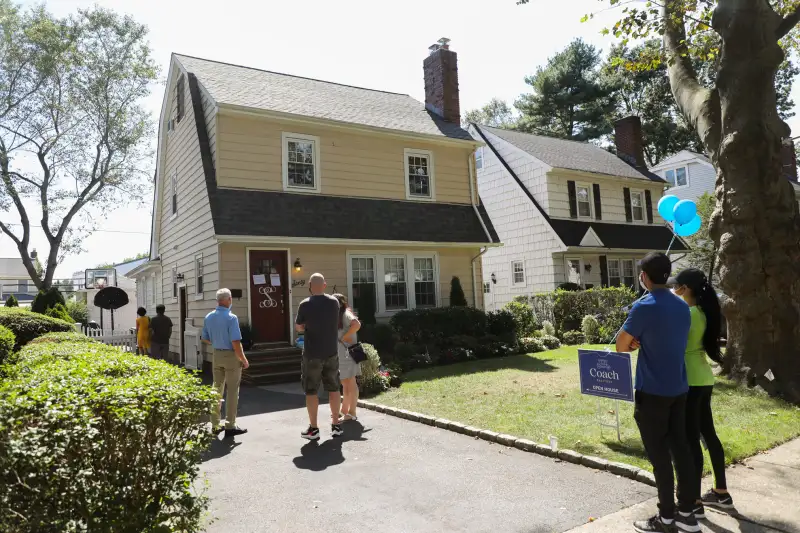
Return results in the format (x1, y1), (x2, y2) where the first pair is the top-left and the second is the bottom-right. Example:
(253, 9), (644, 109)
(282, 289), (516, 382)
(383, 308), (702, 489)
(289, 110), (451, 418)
(252, 274), (266, 285)
(270, 274), (281, 286)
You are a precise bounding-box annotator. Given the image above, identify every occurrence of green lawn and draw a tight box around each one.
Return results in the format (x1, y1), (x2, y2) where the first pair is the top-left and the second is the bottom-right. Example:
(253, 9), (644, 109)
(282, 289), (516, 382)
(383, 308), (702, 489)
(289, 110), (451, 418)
(373, 345), (800, 472)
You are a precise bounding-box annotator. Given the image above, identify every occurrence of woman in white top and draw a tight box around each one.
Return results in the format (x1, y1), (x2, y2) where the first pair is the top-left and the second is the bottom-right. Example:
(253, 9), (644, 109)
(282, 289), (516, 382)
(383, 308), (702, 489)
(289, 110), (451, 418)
(334, 293), (362, 421)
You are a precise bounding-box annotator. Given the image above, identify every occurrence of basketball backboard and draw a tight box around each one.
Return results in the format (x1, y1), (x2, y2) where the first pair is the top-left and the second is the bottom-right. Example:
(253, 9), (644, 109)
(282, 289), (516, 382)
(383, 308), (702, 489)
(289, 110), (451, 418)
(85, 268), (117, 290)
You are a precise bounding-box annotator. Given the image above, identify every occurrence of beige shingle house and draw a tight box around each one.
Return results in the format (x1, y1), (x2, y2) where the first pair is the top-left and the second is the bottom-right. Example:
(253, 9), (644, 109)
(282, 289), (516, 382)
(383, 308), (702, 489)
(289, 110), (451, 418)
(129, 41), (498, 379)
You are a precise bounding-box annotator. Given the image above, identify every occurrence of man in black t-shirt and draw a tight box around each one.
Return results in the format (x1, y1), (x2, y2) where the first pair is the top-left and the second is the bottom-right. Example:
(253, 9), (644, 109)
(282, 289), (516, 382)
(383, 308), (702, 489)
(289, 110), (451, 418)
(295, 273), (341, 441)
(149, 304), (173, 360)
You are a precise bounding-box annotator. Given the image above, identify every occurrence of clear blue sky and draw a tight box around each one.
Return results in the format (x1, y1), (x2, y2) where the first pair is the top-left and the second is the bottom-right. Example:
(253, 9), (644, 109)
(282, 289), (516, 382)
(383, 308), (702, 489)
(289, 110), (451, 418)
(3, 0), (800, 278)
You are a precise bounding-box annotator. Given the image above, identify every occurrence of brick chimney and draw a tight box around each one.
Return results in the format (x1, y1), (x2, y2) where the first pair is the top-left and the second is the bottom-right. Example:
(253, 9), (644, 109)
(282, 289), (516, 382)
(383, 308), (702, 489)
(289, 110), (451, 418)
(423, 38), (460, 123)
(614, 116), (646, 169)
(781, 138), (798, 182)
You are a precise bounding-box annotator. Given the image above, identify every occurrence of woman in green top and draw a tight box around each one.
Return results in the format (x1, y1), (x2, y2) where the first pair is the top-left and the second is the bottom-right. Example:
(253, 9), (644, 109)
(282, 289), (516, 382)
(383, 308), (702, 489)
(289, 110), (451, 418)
(669, 268), (734, 518)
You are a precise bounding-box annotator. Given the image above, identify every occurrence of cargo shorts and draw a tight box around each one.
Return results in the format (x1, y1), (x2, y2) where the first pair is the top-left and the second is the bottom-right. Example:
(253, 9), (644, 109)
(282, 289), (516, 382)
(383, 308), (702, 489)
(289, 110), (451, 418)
(301, 354), (340, 394)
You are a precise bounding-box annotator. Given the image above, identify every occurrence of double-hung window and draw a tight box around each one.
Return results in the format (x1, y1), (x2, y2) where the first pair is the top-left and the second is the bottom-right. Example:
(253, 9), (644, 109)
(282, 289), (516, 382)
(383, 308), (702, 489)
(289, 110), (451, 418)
(511, 260), (526, 287)
(404, 148), (435, 200)
(576, 184), (592, 218)
(608, 259), (637, 289)
(630, 190), (645, 222)
(282, 132), (321, 193)
(665, 167), (688, 188)
(348, 252), (440, 315)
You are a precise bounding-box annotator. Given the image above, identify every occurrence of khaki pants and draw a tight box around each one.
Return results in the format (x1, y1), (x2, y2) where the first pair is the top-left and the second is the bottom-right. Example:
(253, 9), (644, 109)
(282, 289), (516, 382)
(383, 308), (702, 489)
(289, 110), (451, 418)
(211, 349), (243, 429)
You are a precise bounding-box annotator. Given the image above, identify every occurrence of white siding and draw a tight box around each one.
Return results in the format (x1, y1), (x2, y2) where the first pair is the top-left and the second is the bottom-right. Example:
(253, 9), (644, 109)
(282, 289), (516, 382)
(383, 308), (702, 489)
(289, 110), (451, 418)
(651, 152), (717, 201)
(472, 126), (563, 310)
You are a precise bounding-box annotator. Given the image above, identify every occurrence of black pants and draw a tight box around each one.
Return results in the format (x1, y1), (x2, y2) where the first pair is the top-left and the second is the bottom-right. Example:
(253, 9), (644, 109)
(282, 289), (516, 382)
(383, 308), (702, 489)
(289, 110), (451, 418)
(686, 385), (727, 495)
(634, 391), (698, 518)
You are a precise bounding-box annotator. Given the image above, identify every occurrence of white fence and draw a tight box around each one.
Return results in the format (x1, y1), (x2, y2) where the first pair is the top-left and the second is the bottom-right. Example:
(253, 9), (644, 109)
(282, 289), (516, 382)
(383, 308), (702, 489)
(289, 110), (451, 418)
(86, 328), (137, 352)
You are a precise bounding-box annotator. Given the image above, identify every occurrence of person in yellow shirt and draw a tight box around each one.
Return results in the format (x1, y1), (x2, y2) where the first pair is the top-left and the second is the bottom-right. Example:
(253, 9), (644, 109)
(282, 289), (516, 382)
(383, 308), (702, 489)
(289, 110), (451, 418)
(135, 307), (151, 356)
(669, 268), (734, 519)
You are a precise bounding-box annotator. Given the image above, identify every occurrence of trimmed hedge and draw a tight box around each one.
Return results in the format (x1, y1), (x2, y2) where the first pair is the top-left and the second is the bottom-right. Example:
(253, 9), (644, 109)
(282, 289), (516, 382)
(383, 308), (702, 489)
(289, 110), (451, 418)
(0, 325), (14, 365)
(27, 331), (98, 345)
(520, 287), (637, 333)
(390, 307), (488, 344)
(561, 330), (585, 345)
(0, 340), (216, 532)
(4, 295), (18, 307)
(0, 308), (73, 350)
(31, 287), (66, 315)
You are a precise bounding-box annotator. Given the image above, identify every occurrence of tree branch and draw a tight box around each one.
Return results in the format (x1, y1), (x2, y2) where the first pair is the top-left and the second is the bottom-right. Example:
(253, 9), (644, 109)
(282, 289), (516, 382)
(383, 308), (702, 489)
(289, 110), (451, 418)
(663, 0), (721, 154)
(777, 5), (800, 39)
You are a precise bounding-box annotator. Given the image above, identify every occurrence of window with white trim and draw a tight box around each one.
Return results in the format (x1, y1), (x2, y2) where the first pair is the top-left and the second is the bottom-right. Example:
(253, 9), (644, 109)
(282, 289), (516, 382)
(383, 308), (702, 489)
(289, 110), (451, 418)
(608, 259), (638, 289)
(576, 183), (592, 218)
(404, 148), (435, 200)
(475, 147), (483, 170)
(171, 266), (178, 299)
(413, 257), (436, 308)
(170, 169), (178, 218)
(511, 260), (526, 287)
(349, 253), (439, 314)
(282, 132), (320, 192)
(194, 254), (203, 297)
(630, 190), (645, 222)
(665, 166), (688, 188)
(483, 282), (491, 294)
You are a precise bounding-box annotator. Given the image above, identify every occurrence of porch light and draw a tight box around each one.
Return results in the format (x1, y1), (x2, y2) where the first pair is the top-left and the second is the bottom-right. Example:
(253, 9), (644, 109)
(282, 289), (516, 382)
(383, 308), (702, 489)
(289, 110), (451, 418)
(294, 258), (302, 272)
(176, 273), (185, 282)
(490, 272), (497, 284)
(584, 264), (592, 273)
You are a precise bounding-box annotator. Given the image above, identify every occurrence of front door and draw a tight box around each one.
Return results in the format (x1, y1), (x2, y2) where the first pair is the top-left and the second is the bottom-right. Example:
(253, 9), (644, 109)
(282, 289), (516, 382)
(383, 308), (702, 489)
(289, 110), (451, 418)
(249, 250), (289, 343)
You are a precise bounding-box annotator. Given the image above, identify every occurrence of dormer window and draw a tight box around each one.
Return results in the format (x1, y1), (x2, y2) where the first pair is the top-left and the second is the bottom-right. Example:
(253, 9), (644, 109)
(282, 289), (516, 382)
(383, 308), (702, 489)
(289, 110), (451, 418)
(665, 166), (688, 188)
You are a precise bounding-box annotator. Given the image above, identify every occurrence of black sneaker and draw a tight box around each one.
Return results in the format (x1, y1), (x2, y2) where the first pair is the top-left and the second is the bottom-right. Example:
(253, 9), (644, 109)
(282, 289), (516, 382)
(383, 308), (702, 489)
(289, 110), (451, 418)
(212, 426), (225, 435)
(633, 515), (677, 533)
(701, 489), (734, 510)
(331, 424), (343, 437)
(301, 426), (320, 441)
(693, 503), (705, 520)
(224, 426), (248, 438)
(674, 512), (700, 533)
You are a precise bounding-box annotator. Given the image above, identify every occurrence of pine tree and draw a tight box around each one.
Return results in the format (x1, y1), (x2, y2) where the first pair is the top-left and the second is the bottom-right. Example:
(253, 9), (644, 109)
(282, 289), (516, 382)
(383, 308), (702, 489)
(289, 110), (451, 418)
(4, 295), (18, 307)
(449, 276), (468, 307)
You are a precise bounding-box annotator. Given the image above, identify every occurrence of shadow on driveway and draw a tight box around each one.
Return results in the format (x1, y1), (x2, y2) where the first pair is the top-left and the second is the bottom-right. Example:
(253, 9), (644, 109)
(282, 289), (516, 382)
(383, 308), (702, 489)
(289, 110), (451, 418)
(292, 421), (371, 472)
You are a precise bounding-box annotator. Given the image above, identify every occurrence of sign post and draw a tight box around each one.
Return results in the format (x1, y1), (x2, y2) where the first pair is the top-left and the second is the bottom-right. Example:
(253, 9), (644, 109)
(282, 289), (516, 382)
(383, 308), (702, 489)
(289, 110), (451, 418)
(578, 349), (634, 441)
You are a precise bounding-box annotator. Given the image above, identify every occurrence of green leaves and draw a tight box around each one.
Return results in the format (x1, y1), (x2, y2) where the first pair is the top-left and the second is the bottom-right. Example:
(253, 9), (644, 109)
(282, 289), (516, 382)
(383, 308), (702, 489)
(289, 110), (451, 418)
(0, 336), (215, 532)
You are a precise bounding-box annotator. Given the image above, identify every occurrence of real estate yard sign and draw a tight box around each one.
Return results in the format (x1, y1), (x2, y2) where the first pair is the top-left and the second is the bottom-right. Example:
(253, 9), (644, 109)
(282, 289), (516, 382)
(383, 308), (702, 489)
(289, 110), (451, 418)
(578, 349), (634, 441)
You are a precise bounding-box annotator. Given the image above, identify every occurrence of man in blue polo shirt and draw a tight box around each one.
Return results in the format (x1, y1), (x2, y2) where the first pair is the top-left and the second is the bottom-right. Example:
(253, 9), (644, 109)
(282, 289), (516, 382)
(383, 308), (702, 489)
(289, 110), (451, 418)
(202, 288), (250, 439)
(617, 252), (698, 533)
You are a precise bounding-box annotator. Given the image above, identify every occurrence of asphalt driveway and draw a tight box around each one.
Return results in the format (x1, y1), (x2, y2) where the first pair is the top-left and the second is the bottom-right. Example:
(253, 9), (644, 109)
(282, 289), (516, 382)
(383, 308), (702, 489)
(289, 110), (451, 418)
(201, 385), (655, 533)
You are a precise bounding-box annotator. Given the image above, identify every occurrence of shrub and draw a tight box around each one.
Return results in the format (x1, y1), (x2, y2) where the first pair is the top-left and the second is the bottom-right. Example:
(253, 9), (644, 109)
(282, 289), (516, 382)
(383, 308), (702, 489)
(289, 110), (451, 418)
(540, 334), (561, 350)
(528, 287), (636, 334)
(359, 323), (395, 354)
(0, 308), (73, 350)
(561, 330), (585, 345)
(31, 287), (66, 315)
(4, 295), (18, 307)
(0, 325), (14, 365)
(474, 337), (515, 359)
(518, 337), (545, 354)
(359, 343), (390, 395)
(542, 321), (556, 337)
(392, 341), (420, 370)
(45, 303), (73, 323)
(597, 308), (629, 343)
(558, 282), (583, 291)
(27, 331), (97, 345)
(391, 307), (487, 344)
(0, 340), (216, 532)
(581, 315), (601, 344)
(502, 301), (536, 337)
(65, 299), (89, 325)
(487, 309), (517, 341)
(449, 276), (468, 307)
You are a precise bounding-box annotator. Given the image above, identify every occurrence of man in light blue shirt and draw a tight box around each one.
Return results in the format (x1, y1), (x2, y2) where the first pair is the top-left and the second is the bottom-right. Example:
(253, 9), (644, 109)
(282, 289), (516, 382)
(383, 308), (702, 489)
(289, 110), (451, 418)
(202, 288), (249, 439)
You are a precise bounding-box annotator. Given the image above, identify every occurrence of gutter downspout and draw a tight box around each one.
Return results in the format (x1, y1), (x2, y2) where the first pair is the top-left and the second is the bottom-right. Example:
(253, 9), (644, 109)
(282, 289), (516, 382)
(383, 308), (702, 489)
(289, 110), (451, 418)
(468, 153), (492, 308)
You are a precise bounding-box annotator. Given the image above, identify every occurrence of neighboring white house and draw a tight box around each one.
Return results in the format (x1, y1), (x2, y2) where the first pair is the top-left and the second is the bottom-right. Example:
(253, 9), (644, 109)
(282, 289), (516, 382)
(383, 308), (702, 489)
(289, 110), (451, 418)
(469, 117), (688, 310)
(650, 145), (800, 206)
(0, 258), (36, 306)
(73, 258), (147, 330)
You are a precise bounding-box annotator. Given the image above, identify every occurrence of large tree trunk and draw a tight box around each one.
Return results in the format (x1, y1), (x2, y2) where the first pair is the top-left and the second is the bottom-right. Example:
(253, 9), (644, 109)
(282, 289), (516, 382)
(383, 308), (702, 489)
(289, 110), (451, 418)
(666, 0), (800, 403)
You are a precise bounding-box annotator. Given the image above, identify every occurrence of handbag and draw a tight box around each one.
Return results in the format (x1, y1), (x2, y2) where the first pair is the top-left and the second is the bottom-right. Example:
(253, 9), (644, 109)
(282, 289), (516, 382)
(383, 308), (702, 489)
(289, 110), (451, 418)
(346, 342), (367, 364)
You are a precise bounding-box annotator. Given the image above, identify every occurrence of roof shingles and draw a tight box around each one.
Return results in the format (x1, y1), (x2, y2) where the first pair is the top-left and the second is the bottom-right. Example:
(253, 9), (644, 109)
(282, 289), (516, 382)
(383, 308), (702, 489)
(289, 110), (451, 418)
(176, 54), (472, 141)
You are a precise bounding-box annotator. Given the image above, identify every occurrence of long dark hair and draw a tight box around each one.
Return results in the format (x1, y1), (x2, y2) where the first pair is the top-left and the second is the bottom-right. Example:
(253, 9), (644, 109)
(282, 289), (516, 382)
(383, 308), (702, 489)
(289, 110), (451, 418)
(684, 275), (723, 363)
(333, 293), (348, 330)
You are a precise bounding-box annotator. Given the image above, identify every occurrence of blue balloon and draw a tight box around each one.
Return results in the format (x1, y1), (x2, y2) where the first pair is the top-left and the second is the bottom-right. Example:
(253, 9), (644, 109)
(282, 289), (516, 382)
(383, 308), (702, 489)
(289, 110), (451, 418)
(673, 199), (698, 225)
(675, 214), (702, 237)
(658, 195), (680, 222)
